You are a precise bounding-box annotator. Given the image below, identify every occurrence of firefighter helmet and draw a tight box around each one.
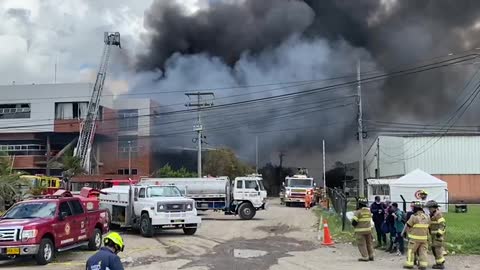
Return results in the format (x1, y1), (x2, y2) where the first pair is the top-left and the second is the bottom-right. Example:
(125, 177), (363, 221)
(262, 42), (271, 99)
(425, 200), (439, 208)
(104, 232), (125, 252)
(358, 197), (368, 206)
(412, 201), (424, 211)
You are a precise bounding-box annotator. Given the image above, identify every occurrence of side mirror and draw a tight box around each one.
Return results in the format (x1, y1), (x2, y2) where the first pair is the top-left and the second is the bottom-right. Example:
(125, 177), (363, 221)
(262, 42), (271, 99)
(314, 183), (317, 187)
(59, 212), (68, 221)
(254, 186), (259, 191)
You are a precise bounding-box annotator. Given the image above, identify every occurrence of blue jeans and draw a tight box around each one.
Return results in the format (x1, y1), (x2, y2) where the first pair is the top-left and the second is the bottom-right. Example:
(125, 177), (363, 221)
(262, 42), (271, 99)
(395, 232), (405, 253)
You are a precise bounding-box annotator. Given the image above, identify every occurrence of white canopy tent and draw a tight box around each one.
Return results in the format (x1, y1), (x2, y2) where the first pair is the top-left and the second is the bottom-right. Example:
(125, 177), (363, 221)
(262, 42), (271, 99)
(390, 169), (448, 212)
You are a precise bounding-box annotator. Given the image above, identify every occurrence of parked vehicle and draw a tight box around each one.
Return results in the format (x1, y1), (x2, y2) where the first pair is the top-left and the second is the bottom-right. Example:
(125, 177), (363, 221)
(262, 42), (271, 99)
(281, 169), (316, 207)
(69, 178), (139, 192)
(99, 183), (201, 237)
(141, 174), (268, 220)
(0, 190), (109, 265)
(20, 175), (62, 195)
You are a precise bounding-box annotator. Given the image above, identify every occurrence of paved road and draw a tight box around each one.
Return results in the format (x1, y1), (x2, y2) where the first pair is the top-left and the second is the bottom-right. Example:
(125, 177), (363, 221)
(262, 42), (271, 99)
(2, 200), (478, 270)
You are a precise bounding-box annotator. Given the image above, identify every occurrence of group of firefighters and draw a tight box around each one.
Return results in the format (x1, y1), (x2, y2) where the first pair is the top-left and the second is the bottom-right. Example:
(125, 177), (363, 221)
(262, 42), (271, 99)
(352, 197), (447, 269)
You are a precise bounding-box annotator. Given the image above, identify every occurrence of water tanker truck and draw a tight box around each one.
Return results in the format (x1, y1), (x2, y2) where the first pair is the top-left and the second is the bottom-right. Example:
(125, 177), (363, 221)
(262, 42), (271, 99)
(140, 175), (267, 220)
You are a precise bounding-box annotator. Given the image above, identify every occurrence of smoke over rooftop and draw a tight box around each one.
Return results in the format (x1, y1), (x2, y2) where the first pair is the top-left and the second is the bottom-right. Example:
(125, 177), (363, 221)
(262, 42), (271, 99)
(132, 0), (480, 171)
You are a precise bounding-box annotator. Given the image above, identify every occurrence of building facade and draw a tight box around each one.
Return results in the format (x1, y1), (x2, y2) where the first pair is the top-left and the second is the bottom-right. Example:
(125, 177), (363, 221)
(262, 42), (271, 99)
(0, 83), (157, 179)
(365, 135), (480, 202)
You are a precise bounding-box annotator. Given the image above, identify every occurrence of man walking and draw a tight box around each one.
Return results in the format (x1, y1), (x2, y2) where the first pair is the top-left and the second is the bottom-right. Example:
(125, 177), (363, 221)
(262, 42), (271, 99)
(404, 201), (430, 270)
(427, 200), (446, 269)
(391, 202), (405, 255)
(352, 198), (374, 262)
(370, 196), (386, 248)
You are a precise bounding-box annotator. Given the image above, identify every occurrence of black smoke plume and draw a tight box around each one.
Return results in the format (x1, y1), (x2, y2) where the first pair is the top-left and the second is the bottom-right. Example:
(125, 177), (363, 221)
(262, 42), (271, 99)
(135, 0), (480, 173)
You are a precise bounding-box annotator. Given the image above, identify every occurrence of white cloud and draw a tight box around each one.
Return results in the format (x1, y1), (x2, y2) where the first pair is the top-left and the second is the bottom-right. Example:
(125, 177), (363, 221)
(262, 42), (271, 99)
(0, 0), (154, 85)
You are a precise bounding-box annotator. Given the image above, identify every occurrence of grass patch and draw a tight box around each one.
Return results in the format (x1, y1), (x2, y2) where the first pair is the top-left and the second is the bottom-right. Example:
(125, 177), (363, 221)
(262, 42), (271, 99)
(313, 207), (354, 242)
(444, 205), (480, 254)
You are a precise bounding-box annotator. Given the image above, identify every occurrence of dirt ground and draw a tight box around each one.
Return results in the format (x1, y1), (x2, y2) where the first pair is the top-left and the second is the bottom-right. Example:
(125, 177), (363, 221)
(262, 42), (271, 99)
(2, 200), (479, 270)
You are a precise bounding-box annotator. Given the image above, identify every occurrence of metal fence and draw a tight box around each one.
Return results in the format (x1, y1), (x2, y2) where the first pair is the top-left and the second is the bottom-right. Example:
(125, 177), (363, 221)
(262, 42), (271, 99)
(327, 187), (349, 231)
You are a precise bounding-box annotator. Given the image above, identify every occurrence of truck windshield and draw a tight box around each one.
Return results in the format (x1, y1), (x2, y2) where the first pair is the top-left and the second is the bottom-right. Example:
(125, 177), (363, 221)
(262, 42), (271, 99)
(287, 179), (313, 187)
(2, 202), (57, 219)
(258, 180), (265, 191)
(148, 186), (182, 197)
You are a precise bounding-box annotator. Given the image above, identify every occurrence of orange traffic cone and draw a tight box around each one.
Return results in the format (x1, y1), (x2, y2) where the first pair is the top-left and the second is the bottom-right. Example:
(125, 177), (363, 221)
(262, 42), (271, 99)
(322, 219), (334, 246)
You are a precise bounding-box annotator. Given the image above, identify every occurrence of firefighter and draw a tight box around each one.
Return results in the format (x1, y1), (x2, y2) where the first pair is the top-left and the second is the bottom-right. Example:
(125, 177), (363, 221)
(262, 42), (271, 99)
(304, 190), (312, 209)
(86, 232), (125, 270)
(427, 200), (446, 269)
(418, 190), (430, 215)
(352, 198), (374, 262)
(404, 201), (430, 270)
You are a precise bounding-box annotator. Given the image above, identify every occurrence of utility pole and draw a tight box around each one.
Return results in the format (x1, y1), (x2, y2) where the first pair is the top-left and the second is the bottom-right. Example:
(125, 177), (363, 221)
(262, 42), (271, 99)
(376, 137), (380, 178)
(357, 60), (365, 197)
(128, 140), (132, 175)
(255, 135), (259, 174)
(322, 139), (326, 190)
(185, 92), (214, 178)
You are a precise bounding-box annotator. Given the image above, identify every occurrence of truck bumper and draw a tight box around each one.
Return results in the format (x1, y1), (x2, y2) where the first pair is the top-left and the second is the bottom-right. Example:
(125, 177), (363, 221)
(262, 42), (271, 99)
(284, 198), (305, 203)
(0, 245), (39, 256)
(151, 215), (202, 229)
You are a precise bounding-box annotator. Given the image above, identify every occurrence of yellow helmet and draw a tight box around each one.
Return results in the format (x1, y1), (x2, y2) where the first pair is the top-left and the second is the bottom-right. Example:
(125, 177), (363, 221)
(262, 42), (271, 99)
(104, 232), (124, 251)
(358, 197), (368, 205)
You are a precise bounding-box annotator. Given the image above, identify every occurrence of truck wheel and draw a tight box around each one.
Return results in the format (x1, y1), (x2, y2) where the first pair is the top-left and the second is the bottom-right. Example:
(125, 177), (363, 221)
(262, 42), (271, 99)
(183, 228), (197, 235)
(35, 238), (54, 265)
(285, 202), (291, 207)
(140, 213), (154, 237)
(88, 228), (102, 250)
(238, 203), (256, 220)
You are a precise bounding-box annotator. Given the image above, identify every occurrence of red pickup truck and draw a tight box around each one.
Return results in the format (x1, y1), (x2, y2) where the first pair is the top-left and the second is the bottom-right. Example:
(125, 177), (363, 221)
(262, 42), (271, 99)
(0, 190), (109, 265)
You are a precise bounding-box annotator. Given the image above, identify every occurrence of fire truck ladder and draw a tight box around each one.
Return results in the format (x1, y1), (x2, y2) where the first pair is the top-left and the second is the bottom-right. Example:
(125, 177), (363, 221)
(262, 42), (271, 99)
(74, 32), (121, 173)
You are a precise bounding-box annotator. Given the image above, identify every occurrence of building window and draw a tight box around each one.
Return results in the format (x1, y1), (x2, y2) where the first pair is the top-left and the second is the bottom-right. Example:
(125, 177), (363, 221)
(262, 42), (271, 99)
(0, 144), (45, 155)
(118, 136), (138, 159)
(118, 109), (138, 131)
(55, 102), (102, 120)
(0, 104), (31, 119)
(117, 168), (138, 175)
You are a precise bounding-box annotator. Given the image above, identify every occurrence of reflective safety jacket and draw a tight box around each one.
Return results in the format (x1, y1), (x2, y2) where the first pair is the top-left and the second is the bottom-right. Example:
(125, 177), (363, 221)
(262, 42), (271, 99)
(352, 207), (372, 234)
(429, 211), (446, 239)
(406, 211), (430, 241)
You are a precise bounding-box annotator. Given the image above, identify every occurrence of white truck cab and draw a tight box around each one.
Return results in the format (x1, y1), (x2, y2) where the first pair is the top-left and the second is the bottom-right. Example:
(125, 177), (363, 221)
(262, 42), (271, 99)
(233, 175), (268, 210)
(100, 184), (201, 237)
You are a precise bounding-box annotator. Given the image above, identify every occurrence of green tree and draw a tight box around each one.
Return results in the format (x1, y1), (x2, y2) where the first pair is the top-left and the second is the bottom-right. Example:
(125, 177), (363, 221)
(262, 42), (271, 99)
(60, 150), (85, 181)
(204, 148), (254, 179)
(152, 164), (196, 177)
(0, 153), (26, 211)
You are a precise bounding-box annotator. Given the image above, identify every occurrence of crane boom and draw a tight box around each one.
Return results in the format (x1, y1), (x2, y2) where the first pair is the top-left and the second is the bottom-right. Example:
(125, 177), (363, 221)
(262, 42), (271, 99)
(74, 32), (121, 173)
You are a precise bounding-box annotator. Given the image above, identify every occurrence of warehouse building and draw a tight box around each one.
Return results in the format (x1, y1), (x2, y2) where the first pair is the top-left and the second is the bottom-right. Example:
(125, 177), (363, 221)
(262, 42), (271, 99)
(0, 83), (159, 179)
(365, 134), (480, 202)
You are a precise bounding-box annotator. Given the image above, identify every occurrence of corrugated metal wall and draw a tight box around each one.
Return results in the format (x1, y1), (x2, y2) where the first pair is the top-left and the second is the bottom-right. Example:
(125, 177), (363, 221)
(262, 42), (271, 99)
(403, 136), (480, 174)
(373, 135), (480, 176)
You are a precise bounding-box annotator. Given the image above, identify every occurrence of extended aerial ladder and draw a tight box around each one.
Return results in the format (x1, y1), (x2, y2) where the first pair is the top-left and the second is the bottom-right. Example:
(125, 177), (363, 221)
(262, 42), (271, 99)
(74, 32), (121, 173)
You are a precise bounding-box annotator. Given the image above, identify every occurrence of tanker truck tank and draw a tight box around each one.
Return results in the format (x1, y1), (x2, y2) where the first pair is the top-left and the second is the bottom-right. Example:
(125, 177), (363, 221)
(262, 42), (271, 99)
(140, 177), (229, 198)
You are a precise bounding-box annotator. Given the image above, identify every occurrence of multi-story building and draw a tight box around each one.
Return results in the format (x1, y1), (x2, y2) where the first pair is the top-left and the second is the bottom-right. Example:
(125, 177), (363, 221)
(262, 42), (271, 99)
(365, 134), (480, 202)
(0, 83), (158, 179)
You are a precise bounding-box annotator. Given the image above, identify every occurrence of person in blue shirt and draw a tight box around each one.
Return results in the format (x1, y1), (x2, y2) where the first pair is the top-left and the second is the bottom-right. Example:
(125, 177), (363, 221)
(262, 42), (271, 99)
(86, 232), (125, 270)
(370, 196), (386, 248)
